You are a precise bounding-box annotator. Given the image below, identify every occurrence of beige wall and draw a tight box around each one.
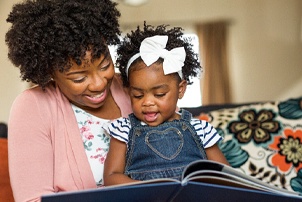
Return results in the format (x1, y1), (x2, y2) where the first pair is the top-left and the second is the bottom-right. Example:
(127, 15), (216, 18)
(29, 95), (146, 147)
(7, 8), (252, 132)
(1, 0), (302, 122)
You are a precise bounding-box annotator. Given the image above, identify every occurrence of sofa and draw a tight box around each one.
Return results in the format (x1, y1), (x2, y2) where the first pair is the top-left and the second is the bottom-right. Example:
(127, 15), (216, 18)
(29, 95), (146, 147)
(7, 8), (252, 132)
(0, 138), (14, 201)
(184, 96), (302, 195)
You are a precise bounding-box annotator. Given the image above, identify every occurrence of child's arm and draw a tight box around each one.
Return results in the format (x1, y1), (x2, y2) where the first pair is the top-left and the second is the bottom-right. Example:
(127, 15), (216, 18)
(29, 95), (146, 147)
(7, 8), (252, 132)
(103, 137), (139, 186)
(205, 144), (229, 165)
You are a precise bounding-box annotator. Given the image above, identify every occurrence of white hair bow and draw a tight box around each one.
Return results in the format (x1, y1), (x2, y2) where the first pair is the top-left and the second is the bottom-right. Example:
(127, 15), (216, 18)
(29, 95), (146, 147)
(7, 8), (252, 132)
(126, 35), (186, 79)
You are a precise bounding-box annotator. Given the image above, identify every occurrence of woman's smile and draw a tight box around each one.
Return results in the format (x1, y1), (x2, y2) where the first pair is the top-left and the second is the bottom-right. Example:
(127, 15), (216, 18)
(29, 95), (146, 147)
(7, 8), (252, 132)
(85, 90), (107, 104)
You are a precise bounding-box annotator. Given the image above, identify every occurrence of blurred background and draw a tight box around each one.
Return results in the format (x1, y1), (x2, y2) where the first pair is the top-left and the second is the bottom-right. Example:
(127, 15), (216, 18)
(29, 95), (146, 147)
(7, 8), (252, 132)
(1, 0), (301, 123)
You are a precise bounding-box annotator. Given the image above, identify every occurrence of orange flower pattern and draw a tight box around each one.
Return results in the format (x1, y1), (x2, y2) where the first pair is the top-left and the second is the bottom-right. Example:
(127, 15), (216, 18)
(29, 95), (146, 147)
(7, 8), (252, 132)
(197, 113), (210, 122)
(268, 129), (302, 173)
(196, 97), (302, 194)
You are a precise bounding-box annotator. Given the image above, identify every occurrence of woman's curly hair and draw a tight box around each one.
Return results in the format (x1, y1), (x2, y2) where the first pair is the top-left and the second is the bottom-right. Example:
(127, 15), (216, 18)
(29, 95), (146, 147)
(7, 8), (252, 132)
(5, 0), (121, 88)
(116, 22), (201, 87)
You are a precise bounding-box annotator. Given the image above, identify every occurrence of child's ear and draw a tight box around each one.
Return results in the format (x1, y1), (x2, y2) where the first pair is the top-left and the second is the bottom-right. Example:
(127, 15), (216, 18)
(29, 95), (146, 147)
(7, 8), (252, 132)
(178, 80), (187, 99)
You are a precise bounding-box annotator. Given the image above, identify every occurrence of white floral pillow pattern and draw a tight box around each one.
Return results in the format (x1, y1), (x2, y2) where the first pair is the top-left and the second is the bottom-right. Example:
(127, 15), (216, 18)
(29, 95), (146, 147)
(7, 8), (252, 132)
(196, 97), (302, 194)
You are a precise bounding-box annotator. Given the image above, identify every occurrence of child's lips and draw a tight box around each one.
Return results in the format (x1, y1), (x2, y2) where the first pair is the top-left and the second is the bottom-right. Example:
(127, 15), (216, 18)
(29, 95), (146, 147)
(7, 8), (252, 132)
(143, 112), (158, 122)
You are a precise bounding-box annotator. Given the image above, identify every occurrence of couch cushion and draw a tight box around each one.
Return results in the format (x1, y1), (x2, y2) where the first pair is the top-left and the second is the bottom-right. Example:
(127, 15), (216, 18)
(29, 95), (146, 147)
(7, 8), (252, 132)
(0, 138), (14, 201)
(194, 96), (302, 194)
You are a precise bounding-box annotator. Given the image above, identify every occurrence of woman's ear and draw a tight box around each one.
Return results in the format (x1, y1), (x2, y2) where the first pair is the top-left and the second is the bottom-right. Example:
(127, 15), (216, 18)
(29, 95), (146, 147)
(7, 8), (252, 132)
(178, 80), (187, 99)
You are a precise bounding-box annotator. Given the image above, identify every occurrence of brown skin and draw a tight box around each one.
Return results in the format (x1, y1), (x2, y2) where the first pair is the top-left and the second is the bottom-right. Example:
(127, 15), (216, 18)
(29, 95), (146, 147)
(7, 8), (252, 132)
(53, 51), (121, 119)
(103, 61), (229, 186)
(129, 62), (187, 126)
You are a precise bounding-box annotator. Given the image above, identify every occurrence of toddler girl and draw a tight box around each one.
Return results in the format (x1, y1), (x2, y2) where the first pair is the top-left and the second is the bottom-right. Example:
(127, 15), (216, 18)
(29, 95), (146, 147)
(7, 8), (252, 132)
(103, 23), (228, 186)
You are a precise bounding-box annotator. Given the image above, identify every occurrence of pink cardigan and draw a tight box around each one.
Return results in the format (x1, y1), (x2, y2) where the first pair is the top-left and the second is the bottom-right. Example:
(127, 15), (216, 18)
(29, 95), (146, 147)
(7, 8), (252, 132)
(8, 75), (132, 202)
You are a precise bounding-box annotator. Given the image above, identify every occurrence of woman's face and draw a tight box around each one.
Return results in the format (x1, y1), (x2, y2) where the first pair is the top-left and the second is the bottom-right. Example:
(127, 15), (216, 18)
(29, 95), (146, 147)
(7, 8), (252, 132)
(53, 51), (115, 113)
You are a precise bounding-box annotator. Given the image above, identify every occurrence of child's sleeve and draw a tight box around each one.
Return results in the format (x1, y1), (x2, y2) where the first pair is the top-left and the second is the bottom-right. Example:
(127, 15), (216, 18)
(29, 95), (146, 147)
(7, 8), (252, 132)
(103, 117), (131, 144)
(191, 119), (222, 148)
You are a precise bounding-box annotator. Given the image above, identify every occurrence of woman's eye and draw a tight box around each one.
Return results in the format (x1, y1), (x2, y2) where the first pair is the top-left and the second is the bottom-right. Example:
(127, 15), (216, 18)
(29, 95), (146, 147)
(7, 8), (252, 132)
(72, 77), (85, 83)
(99, 58), (111, 70)
(100, 63), (110, 70)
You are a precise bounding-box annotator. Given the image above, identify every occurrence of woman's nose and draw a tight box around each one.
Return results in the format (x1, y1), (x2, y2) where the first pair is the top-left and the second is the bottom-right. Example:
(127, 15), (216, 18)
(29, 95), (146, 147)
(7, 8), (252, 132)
(88, 73), (107, 91)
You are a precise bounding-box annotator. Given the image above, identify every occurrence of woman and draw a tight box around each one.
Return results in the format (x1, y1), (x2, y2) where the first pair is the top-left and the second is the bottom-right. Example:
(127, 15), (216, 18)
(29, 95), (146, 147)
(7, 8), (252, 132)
(5, 0), (131, 201)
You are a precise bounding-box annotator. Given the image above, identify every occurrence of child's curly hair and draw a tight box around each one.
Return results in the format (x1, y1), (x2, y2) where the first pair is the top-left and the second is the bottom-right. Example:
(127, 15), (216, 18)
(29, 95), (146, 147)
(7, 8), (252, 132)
(116, 22), (201, 87)
(5, 0), (121, 88)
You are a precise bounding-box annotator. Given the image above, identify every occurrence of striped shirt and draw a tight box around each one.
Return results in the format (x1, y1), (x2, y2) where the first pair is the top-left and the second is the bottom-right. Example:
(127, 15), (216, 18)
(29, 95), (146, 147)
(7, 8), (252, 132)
(105, 117), (222, 149)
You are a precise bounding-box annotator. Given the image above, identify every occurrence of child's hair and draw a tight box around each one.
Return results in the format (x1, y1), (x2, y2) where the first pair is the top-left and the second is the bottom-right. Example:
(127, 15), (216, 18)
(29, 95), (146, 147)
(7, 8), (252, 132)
(5, 0), (121, 88)
(116, 22), (201, 87)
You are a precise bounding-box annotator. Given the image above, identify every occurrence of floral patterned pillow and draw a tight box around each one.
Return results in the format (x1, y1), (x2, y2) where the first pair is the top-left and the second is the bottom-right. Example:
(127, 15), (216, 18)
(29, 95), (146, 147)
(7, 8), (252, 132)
(196, 96), (302, 194)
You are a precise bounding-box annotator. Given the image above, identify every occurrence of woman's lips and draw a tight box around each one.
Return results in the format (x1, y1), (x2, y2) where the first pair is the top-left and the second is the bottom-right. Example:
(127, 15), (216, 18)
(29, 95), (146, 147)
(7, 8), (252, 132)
(85, 90), (107, 104)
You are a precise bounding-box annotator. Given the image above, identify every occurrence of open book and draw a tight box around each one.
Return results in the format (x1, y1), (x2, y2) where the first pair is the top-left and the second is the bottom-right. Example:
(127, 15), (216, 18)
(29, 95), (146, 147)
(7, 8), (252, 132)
(42, 160), (302, 202)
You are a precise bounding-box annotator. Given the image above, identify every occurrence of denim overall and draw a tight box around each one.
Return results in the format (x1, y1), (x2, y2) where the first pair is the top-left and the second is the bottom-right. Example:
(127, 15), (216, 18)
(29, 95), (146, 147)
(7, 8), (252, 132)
(125, 109), (207, 181)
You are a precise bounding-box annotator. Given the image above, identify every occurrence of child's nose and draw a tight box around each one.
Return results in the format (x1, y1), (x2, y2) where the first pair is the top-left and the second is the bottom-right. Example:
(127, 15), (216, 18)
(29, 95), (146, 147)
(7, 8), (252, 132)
(142, 95), (155, 106)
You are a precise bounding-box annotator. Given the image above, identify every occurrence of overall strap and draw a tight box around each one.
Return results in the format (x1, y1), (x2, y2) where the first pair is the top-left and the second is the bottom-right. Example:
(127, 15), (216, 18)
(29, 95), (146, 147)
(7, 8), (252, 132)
(128, 113), (141, 127)
(180, 109), (192, 121)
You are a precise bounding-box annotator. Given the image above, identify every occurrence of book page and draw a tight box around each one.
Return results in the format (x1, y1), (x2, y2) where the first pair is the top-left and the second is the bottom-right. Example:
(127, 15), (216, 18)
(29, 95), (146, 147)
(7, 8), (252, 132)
(184, 170), (299, 196)
(103, 178), (180, 189)
(181, 160), (300, 197)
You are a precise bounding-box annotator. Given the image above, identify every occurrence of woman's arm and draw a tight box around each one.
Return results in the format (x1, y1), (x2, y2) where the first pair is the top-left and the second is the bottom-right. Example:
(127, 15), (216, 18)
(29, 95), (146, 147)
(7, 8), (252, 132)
(103, 137), (139, 186)
(8, 91), (55, 202)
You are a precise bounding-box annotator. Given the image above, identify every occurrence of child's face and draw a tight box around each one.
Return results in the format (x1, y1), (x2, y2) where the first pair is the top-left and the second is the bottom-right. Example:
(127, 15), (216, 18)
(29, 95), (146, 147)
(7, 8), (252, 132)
(128, 61), (187, 126)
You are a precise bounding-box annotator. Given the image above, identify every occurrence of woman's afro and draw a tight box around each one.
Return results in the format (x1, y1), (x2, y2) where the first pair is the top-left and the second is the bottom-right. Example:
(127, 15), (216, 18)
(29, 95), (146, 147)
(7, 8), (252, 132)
(5, 0), (121, 88)
(116, 22), (202, 87)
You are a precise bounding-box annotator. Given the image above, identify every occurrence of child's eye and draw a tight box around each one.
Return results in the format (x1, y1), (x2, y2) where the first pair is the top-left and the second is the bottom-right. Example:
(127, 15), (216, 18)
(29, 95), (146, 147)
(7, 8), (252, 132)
(155, 93), (166, 97)
(133, 95), (143, 99)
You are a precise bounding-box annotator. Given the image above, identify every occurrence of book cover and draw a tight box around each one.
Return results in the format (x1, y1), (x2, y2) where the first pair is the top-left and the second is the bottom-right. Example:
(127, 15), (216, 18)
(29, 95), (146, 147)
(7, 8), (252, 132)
(42, 160), (302, 202)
